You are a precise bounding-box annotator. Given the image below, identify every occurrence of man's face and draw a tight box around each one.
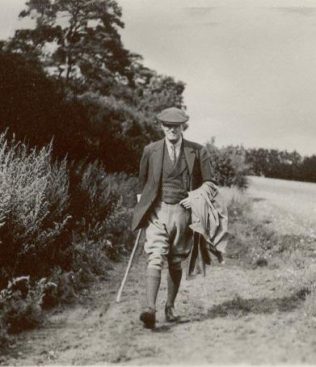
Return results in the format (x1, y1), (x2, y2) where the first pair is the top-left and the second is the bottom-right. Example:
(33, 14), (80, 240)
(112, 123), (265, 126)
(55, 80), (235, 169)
(161, 123), (183, 144)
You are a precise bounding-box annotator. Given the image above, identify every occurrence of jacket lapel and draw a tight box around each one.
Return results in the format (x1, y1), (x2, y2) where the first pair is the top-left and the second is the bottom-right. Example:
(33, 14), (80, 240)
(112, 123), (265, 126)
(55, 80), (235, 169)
(152, 138), (195, 183)
(152, 139), (164, 184)
(183, 140), (195, 176)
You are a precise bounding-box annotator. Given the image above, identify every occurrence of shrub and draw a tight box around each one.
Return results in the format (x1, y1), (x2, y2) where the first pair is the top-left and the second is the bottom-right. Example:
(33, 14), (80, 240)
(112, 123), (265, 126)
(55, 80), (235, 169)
(0, 132), (71, 287)
(206, 139), (249, 189)
(0, 133), (137, 287)
(0, 134), (138, 345)
(0, 276), (56, 334)
(69, 161), (137, 260)
(42, 268), (78, 307)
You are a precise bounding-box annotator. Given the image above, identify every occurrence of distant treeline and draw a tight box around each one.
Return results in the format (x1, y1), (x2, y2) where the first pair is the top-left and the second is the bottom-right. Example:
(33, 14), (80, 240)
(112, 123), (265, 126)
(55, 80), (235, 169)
(246, 148), (316, 183)
(205, 140), (316, 187)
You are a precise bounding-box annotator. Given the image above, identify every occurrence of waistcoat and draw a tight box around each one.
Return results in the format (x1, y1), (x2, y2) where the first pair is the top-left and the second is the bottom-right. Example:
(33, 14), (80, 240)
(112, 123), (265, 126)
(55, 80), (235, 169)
(160, 143), (190, 204)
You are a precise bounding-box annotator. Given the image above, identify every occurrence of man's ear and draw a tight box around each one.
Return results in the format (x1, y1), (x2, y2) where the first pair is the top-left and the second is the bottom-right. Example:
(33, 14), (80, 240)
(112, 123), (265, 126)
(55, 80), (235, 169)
(182, 123), (188, 131)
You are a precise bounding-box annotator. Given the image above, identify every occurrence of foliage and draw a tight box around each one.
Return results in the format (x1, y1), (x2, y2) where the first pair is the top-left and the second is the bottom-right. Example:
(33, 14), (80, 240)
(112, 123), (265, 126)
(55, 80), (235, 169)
(0, 51), (89, 161)
(206, 138), (249, 189)
(1, 0), (186, 175)
(0, 131), (137, 286)
(69, 160), (137, 259)
(300, 155), (316, 183)
(0, 132), (71, 287)
(43, 268), (78, 307)
(131, 66), (186, 114)
(246, 148), (316, 183)
(0, 134), (138, 345)
(0, 276), (56, 334)
(7, 0), (134, 95)
(206, 143), (316, 185)
(0, 51), (185, 174)
(74, 92), (160, 173)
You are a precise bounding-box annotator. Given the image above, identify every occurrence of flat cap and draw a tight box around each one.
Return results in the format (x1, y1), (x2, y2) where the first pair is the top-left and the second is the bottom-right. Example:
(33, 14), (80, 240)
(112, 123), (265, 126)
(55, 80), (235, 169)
(156, 107), (189, 125)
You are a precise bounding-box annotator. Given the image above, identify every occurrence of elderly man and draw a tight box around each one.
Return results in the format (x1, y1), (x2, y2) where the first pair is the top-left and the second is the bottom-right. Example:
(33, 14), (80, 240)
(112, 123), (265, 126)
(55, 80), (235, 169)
(132, 107), (213, 329)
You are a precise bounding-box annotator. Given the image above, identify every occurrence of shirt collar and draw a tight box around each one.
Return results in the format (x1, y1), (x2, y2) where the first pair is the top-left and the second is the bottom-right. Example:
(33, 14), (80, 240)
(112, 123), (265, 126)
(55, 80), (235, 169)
(165, 135), (183, 151)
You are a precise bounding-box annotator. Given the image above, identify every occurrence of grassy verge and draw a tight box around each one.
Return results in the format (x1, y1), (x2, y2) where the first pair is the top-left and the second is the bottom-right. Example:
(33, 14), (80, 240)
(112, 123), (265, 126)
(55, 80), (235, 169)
(222, 186), (316, 318)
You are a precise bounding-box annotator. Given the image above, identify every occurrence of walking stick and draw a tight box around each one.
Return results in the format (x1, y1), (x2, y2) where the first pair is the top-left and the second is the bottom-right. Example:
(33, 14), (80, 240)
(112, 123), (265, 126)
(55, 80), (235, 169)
(116, 228), (142, 303)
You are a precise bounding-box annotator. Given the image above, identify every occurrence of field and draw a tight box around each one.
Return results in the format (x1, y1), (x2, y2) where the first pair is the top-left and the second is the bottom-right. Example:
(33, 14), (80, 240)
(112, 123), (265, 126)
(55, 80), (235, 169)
(2, 176), (316, 365)
(247, 176), (316, 237)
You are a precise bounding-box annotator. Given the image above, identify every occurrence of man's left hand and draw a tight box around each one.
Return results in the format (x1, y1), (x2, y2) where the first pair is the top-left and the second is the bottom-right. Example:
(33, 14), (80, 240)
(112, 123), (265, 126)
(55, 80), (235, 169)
(179, 196), (191, 209)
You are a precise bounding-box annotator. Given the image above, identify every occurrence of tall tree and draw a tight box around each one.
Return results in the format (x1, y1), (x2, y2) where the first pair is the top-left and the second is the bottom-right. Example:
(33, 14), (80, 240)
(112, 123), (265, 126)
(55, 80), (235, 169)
(7, 0), (135, 94)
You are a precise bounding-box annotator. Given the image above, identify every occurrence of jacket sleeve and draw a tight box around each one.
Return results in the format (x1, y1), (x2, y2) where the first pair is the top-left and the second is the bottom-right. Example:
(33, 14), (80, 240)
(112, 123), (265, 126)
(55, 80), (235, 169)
(137, 146), (149, 195)
(199, 146), (215, 183)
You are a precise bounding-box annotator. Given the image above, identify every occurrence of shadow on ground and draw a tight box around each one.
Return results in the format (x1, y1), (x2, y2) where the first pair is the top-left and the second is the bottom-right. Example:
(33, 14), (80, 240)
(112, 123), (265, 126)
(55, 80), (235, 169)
(148, 288), (310, 334)
(204, 288), (310, 319)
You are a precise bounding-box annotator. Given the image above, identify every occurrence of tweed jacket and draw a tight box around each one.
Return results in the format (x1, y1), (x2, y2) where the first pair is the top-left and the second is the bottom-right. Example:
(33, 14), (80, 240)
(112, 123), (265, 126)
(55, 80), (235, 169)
(131, 138), (214, 231)
(189, 181), (228, 252)
(186, 181), (228, 276)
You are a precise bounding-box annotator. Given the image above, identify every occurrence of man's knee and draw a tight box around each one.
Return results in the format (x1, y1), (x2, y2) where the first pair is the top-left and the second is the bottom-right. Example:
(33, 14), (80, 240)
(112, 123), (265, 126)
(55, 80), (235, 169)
(147, 254), (165, 271)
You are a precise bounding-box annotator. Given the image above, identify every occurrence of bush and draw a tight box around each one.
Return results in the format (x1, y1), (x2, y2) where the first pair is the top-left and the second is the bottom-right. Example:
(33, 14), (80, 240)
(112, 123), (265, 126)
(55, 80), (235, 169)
(0, 134), (138, 346)
(0, 132), (137, 286)
(0, 276), (56, 334)
(42, 268), (78, 307)
(69, 161), (137, 260)
(206, 139), (249, 189)
(0, 132), (71, 287)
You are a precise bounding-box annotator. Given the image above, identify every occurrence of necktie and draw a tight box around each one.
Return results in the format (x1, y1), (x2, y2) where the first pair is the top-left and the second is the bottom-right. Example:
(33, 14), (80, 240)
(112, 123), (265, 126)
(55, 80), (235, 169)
(170, 144), (177, 165)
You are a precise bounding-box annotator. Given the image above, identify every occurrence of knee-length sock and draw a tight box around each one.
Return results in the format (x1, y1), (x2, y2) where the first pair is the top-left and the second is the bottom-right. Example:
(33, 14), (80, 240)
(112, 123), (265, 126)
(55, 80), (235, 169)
(146, 267), (161, 310)
(166, 267), (182, 307)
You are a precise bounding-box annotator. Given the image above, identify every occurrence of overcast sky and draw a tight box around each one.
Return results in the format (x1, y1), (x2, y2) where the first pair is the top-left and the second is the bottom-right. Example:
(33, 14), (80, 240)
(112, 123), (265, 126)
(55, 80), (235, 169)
(1, 0), (316, 155)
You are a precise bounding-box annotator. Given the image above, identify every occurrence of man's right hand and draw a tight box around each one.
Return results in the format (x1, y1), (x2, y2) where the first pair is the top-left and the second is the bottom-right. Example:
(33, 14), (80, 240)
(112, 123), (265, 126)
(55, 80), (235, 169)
(179, 196), (192, 209)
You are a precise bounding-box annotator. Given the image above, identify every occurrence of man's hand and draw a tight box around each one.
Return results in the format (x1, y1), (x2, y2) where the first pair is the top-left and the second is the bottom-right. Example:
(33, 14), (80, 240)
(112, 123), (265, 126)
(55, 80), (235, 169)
(137, 194), (141, 203)
(179, 196), (191, 209)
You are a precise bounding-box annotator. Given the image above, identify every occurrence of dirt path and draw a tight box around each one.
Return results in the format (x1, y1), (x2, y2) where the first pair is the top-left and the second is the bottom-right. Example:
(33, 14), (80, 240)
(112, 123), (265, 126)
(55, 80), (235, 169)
(2, 177), (316, 365)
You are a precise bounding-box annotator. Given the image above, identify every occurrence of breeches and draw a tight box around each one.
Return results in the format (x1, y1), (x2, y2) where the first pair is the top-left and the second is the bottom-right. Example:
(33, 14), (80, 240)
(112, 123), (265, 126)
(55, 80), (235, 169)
(144, 202), (192, 270)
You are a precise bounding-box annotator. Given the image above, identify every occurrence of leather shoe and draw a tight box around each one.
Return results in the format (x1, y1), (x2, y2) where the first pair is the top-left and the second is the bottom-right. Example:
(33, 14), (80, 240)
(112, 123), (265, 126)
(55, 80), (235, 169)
(165, 305), (180, 322)
(140, 308), (156, 329)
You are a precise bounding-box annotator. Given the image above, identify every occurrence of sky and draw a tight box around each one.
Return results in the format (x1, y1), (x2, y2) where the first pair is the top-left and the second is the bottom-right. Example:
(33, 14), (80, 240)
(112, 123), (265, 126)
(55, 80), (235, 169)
(1, 0), (316, 156)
